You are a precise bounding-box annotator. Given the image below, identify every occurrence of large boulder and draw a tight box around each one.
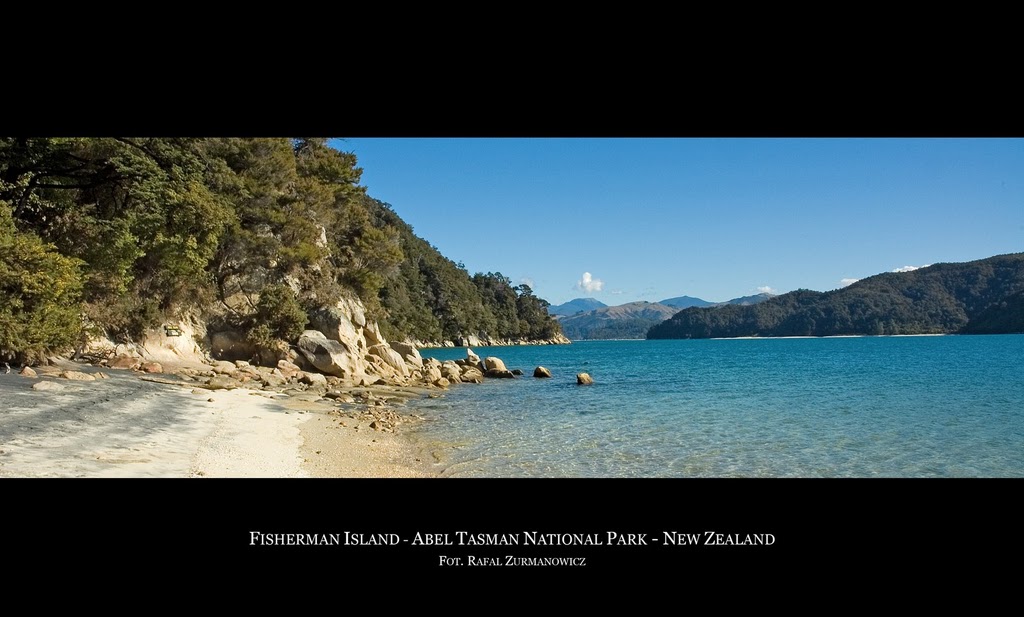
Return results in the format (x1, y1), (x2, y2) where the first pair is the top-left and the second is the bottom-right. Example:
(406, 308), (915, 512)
(297, 330), (363, 379)
(369, 344), (410, 378)
(484, 357), (507, 372)
(309, 305), (362, 350)
(441, 361), (463, 383)
(466, 348), (481, 364)
(390, 341), (423, 368)
(460, 366), (485, 383)
(534, 366), (552, 378)
(577, 372), (594, 385)
(423, 362), (443, 384)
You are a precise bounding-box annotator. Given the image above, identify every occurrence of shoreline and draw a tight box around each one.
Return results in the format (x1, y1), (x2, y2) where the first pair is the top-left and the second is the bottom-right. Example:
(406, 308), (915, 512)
(0, 360), (443, 478)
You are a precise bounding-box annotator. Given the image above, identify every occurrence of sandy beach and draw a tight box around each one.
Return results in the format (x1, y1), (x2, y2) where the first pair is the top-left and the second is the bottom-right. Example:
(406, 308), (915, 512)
(0, 361), (439, 478)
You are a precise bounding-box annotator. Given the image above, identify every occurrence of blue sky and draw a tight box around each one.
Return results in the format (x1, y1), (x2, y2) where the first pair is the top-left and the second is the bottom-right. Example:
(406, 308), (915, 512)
(332, 138), (1024, 306)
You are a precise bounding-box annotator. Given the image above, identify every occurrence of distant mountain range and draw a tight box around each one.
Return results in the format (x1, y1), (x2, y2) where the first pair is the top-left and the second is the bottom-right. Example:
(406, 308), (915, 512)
(554, 293), (776, 340)
(547, 297), (608, 316)
(648, 253), (1024, 339)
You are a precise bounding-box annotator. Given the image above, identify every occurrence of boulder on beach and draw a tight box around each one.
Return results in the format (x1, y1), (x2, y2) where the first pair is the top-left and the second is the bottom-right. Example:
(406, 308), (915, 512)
(576, 372), (594, 385)
(210, 360), (239, 375)
(297, 330), (363, 379)
(390, 341), (423, 367)
(299, 372), (328, 387)
(140, 362), (163, 374)
(204, 375), (239, 390)
(368, 344), (410, 378)
(108, 355), (139, 370)
(533, 366), (552, 378)
(277, 359), (302, 378)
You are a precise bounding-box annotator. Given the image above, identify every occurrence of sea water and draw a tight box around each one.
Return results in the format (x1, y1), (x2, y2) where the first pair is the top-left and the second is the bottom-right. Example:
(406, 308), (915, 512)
(409, 335), (1024, 477)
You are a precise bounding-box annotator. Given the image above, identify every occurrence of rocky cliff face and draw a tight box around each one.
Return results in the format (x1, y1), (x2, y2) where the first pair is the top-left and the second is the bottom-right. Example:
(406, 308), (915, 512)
(79, 290), (569, 389)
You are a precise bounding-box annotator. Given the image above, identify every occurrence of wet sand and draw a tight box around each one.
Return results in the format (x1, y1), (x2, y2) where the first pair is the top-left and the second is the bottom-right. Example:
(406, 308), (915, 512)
(0, 362), (440, 478)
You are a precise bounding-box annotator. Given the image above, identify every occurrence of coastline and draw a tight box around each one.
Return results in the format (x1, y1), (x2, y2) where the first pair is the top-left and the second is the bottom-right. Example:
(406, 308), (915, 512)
(0, 362), (442, 478)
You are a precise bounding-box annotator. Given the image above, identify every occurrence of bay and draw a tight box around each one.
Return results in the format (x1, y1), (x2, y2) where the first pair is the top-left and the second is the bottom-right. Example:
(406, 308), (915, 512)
(410, 335), (1024, 477)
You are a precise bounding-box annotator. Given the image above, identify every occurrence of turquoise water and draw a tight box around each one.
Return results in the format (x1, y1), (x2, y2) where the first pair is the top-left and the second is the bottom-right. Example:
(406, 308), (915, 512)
(411, 335), (1024, 477)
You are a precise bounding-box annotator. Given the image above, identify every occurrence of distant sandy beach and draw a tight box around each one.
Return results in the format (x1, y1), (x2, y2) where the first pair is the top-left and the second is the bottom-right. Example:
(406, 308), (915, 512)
(0, 361), (438, 478)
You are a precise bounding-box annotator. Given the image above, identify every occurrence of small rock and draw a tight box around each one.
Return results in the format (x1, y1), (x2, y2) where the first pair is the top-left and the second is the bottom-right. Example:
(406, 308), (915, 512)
(140, 362), (163, 374)
(299, 372), (328, 386)
(204, 376), (239, 390)
(19, 366), (38, 377)
(95, 372), (110, 379)
(576, 372), (594, 385)
(534, 366), (552, 378)
(32, 381), (66, 391)
(511, 369), (524, 376)
(60, 371), (96, 381)
(485, 369), (515, 379)
(108, 355), (139, 370)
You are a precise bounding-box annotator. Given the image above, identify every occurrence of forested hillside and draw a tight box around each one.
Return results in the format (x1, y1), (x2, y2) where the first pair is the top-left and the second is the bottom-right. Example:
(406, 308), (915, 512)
(0, 138), (562, 362)
(648, 254), (1024, 339)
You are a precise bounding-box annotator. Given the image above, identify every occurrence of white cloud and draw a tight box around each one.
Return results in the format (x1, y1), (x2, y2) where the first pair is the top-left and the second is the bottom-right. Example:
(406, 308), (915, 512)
(840, 278), (860, 287)
(757, 286), (777, 295)
(892, 264), (931, 273)
(576, 272), (604, 293)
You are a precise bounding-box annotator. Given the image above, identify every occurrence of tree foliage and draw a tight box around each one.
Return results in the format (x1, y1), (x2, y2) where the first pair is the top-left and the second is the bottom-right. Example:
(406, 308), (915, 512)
(0, 202), (84, 362)
(0, 138), (563, 359)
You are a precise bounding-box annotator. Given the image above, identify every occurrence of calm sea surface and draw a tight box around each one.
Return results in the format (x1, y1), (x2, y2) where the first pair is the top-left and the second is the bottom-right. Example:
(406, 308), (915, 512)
(408, 335), (1024, 477)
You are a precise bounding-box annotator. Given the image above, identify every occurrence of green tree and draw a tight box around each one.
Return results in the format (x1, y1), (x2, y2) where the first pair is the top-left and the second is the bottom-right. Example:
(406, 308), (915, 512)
(0, 202), (84, 363)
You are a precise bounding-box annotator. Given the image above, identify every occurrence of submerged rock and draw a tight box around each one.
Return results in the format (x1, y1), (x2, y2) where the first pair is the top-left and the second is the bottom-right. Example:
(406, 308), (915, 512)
(485, 369), (516, 379)
(576, 372), (594, 385)
(533, 366), (552, 378)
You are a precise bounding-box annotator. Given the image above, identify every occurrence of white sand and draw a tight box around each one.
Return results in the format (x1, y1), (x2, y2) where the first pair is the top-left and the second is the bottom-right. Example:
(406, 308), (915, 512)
(0, 367), (437, 478)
